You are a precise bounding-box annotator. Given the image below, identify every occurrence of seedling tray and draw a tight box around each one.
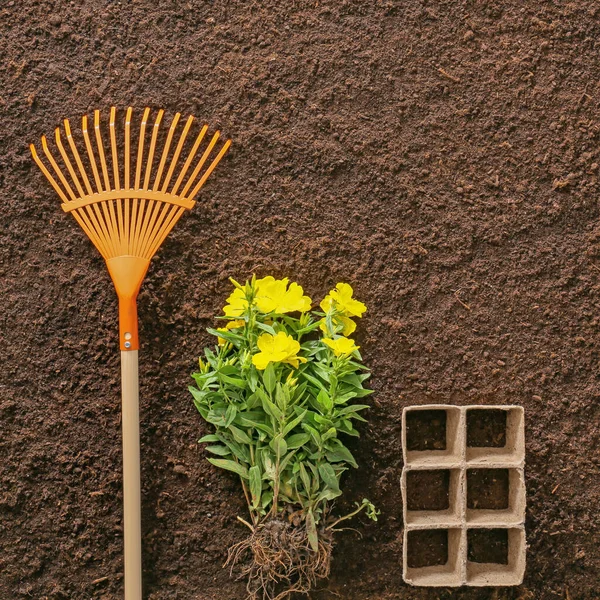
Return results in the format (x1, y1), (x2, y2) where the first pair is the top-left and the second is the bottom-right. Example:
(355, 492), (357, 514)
(401, 404), (526, 587)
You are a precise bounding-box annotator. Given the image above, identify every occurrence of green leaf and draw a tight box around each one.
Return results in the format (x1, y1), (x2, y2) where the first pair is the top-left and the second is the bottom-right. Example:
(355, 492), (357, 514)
(219, 373), (247, 389)
(306, 510), (319, 552)
(206, 407), (227, 426)
(316, 488), (342, 502)
(248, 368), (259, 393)
(270, 434), (287, 459)
(249, 465), (262, 509)
(263, 363), (276, 395)
(225, 405), (237, 428)
(318, 463), (340, 493)
(228, 425), (252, 445)
(256, 321), (277, 335)
(317, 389), (333, 412)
(337, 404), (370, 416)
(301, 372), (328, 392)
(207, 458), (248, 479)
(321, 427), (337, 443)
(261, 490), (273, 509)
(262, 453), (277, 480)
(207, 327), (244, 344)
(282, 409), (308, 436)
(198, 434), (220, 443)
(299, 462), (311, 493)
(286, 433), (311, 449)
(303, 424), (322, 448)
(325, 443), (357, 468)
(205, 445), (231, 456)
(257, 388), (283, 421)
(279, 449), (298, 473)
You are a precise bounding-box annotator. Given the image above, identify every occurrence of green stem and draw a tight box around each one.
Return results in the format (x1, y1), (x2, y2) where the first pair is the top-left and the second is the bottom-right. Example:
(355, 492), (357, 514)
(326, 502), (369, 530)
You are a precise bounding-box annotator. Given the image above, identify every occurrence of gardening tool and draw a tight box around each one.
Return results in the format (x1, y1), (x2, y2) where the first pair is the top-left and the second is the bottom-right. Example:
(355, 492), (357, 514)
(30, 107), (230, 599)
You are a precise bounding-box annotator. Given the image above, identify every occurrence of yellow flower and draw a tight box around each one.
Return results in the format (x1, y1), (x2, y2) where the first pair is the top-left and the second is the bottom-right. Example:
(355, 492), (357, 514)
(223, 287), (249, 317)
(320, 283), (366, 318)
(255, 276), (312, 314)
(252, 331), (307, 370)
(323, 336), (359, 357)
(217, 319), (245, 346)
(319, 315), (357, 336)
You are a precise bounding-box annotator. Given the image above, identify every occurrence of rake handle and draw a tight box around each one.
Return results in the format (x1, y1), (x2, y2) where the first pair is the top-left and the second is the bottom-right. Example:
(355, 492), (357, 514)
(121, 350), (142, 600)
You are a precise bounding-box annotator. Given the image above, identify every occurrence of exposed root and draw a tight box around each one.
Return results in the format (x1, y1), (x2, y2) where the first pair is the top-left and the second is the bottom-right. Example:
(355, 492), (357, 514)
(225, 518), (333, 600)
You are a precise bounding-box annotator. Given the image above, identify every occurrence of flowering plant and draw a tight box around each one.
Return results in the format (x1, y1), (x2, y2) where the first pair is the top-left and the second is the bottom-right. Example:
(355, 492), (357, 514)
(190, 275), (377, 599)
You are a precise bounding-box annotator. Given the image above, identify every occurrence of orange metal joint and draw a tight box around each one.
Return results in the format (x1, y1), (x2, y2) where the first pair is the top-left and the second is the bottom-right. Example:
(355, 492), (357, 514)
(105, 256), (150, 351)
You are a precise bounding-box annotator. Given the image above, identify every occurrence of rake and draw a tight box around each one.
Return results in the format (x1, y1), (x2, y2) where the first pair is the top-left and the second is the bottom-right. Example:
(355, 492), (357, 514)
(30, 107), (231, 599)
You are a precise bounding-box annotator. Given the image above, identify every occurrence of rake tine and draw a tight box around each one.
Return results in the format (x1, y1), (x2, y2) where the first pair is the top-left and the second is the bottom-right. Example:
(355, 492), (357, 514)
(135, 107), (150, 190)
(64, 119), (94, 195)
(41, 136), (77, 201)
(171, 123), (208, 196)
(147, 206), (185, 258)
(161, 115), (193, 193)
(54, 127), (86, 198)
(137, 200), (163, 259)
(94, 110), (112, 192)
(82, 115), (104, 193)
(110, 108), (125, 255)
(139, 202), (170, 259)
(132, 199), (154, 258)
(144, 203), (179, 259)
(189, 138), (232, 199)
(153, 112), (180, 192)
(124, 107), (132, 190)
(110, 107), (121, 190)
(124, 108), (133, 252)
(30, 143), (70, 204)
(181, 130), (221, 198)
(72, 207), (108, 259)
(143, 109), (163, 191)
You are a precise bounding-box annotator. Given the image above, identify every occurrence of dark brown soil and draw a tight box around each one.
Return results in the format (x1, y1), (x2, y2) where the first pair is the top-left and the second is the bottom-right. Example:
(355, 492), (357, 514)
(406, 470), (450, 511)
(468, 529), (509, 565)
(467, 409), (507, 447)
(2, 0), (600, 599)
(405, 409), (447, 451)
(467, 469), (510, 510)
(407, 530), (449, 569)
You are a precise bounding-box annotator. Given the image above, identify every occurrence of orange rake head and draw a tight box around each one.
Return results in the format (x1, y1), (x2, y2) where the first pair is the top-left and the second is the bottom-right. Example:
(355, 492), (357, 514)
(31, 107), (231, 351)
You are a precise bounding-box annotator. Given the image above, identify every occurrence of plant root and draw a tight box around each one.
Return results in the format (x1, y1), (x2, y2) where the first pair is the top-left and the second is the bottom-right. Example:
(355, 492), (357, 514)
(225, 518), (333, 600)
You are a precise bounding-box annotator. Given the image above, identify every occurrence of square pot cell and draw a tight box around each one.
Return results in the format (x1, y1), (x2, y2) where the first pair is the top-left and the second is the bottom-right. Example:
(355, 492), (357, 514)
(467, 468), (525, 526)
(404, 469), (463, 526)
(468, 528), (508, 564)
(466, 527), (526, 586)
(404, 528), (464, 587)
(466, 406), (524, 466)
(403, 405), (463, 467)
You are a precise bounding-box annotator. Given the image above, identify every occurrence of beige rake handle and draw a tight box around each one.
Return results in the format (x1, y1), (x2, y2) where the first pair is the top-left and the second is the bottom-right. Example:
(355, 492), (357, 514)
(30, 107), (231, 599)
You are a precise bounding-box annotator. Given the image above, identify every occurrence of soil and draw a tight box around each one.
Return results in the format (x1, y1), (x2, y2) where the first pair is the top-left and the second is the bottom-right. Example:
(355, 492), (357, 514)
(406, 530), (448, 569)
(406, 470), (450, 511)
(405, 409), (447, 451)
(468, 529), (509, 565)
(467, 469), (510, 510)
(1, 0), (600, 599)
(467, 409), (507, 447)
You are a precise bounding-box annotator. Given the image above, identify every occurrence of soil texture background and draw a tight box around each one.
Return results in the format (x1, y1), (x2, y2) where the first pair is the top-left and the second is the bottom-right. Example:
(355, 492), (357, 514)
(1, 1), (600, 599)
